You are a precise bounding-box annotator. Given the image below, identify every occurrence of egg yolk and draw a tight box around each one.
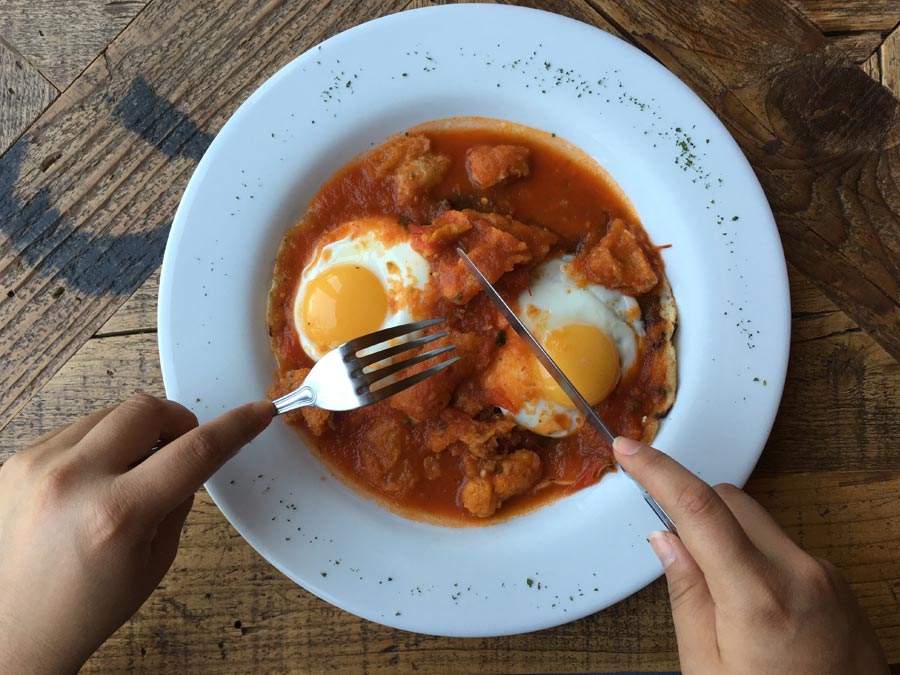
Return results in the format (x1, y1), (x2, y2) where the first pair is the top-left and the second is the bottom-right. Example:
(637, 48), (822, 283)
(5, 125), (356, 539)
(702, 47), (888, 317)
(300, 265), (388, 352)
(537, 324), (620, 406)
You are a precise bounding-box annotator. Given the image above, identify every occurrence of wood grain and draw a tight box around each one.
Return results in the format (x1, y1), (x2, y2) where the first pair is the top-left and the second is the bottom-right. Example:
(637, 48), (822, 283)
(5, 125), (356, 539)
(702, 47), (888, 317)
(885, 26), (900, 97)
(586, 0), (900, 363)
(95, 267), (159, 336)
(0, 0), (410, 435)
(0, 37), (57, 154)
(0, 0), (147, 90)
(827, 31), (887, 63)
(405, 0), (625, 40)
(760, 264), (900, 473)
(863, 49), (883, 82)
(786, 0), (900, 33)
(0, 333), (162, 459)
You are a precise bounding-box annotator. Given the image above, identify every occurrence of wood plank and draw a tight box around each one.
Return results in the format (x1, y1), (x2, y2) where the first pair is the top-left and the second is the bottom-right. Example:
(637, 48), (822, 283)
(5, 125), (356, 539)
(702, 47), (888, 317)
(746, 470), (900, 660)
(788, 0), (900, 33)
(0, 333), (163, 459)
(763, 326), (900, 472)
(862, 49), (883, 83)
(827, 31), (886, 64)
(0, 0), (412, 435)
(585, 0), (900, 363)
(95, 267), (159, 335)
(764, 51), (900, 476)
(0, 0), (148, 90)
(0, 38), (56, 155)
(70, 469), (900, 673)
(885, 26), (900, 97)
(410, 0), (886, 65)
(405, 0), (627, 40)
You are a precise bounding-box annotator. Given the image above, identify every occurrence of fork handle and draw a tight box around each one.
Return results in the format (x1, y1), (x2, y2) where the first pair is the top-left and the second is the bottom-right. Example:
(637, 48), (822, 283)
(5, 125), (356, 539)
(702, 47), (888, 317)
(272, 385), (316, 415)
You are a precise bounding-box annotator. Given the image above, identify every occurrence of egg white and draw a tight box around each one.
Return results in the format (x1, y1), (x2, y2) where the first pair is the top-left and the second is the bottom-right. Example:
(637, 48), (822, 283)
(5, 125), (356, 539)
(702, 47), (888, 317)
(507, 256), (645, 437)
(293, 221), (431, 361)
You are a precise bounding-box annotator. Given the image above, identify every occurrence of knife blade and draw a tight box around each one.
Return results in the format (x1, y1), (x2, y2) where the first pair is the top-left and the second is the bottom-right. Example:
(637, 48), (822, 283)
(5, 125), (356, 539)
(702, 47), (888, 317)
(456, 247), (677, 534)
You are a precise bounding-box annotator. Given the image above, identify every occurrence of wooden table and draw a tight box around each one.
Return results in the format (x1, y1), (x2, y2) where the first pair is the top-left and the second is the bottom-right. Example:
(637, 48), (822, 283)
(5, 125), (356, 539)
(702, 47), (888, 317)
(1, 1), (899, 672)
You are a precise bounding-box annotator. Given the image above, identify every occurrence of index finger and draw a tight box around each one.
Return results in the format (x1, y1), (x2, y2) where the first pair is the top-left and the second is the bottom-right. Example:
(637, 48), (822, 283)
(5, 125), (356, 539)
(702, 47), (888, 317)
(120, 401), (274, 518)
(613, 437), (767, 601)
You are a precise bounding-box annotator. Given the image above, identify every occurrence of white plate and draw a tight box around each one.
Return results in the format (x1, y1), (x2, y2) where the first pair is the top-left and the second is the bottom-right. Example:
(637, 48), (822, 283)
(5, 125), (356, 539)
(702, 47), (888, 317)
(159, 5), (789, 637)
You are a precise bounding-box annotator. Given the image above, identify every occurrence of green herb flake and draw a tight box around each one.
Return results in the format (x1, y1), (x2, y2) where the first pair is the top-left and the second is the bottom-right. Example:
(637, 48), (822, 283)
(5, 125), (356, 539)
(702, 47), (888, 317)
(321, 571), (327, 577)
(526, 578), (534, 587)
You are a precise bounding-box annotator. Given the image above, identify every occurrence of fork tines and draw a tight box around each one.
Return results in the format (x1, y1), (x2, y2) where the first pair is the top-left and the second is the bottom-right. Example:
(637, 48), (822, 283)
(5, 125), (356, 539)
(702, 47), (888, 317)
(344, 319), (459, 403)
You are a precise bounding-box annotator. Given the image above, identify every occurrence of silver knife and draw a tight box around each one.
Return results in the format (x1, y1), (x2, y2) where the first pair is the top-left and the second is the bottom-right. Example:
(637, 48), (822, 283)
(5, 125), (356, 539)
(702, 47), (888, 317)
(457, 247), (677, 534)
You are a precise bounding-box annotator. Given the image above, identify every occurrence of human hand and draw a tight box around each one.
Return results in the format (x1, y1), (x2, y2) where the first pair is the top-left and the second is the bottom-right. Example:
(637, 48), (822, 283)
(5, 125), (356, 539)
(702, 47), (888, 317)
(0, 394), (274, 675)
(613, 437), (888, 675)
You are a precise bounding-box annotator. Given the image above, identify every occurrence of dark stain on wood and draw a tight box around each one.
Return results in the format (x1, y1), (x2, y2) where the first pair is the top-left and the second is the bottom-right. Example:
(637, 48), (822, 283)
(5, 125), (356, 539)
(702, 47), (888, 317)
(112, 75), (213, 162)
(768, 54), (895, 152)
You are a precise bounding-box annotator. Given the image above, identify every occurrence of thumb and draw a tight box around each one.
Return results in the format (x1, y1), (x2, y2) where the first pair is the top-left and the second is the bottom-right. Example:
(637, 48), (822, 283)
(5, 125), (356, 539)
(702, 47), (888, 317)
(648, 530), (720, 669)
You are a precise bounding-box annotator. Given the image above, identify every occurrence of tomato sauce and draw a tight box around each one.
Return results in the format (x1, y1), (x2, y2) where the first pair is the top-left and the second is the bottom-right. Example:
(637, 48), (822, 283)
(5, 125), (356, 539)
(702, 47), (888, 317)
(268, 118), (673, 525)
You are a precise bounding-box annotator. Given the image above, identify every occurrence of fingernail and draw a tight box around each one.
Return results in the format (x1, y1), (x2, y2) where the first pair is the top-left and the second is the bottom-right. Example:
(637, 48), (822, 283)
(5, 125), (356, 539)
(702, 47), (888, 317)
(648, 530), (676, 569)
(613, 436), (641, 455)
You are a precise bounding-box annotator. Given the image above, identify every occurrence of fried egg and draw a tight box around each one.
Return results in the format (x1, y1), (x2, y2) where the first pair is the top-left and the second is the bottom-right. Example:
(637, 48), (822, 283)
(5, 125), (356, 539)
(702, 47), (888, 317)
(484, 256), (644, 437)
(293, 216), (430, 361)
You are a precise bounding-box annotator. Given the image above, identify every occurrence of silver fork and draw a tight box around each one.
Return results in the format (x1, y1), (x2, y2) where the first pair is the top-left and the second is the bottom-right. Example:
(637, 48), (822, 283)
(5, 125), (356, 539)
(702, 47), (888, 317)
(272, 319), (458, 415)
